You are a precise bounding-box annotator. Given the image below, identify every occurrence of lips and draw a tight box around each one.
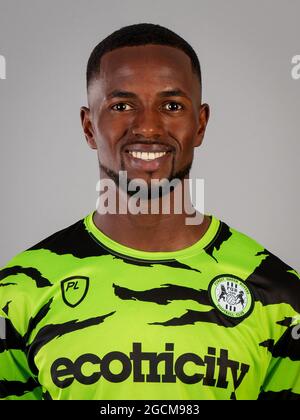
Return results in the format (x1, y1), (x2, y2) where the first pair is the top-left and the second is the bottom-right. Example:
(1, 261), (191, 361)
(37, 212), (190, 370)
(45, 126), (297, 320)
(123, 142), (174, 153)
(123, 142), (174, 161)
(122, 142), (173, 171)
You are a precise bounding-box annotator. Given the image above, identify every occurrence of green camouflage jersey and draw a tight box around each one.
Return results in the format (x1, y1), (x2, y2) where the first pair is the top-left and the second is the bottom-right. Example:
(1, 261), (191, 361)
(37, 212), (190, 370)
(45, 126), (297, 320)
(0, 211), (299, 400)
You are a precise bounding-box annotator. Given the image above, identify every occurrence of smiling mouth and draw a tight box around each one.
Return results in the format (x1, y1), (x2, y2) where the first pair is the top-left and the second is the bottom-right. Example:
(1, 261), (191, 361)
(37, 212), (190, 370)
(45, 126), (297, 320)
(127, 151), (168, 161)
(123, 143), (174, 162)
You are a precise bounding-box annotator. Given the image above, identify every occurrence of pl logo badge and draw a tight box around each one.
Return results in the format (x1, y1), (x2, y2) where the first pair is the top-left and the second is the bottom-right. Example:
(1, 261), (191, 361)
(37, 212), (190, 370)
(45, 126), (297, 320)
(209, 275), (253, 319)
(61, 276), (89, 308)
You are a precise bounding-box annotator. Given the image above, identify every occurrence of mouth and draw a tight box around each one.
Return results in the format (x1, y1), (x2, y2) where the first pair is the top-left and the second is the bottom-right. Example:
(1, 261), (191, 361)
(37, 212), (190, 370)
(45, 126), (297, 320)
(127, 150), (168, 161)
(122, 143), (174, 171)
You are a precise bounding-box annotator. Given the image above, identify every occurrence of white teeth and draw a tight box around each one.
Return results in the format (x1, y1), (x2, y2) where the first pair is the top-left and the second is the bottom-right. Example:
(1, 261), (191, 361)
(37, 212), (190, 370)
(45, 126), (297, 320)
(128, 151), (167, 160)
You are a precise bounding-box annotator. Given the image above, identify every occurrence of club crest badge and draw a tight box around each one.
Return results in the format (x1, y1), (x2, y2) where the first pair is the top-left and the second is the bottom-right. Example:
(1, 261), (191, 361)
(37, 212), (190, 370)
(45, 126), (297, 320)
(208, 275), (253, 319)
(61, 276), (89, 308)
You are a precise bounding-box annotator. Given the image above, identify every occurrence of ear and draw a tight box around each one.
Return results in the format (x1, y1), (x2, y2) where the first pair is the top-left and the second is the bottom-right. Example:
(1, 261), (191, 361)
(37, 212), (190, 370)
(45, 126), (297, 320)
(193, 103), (210, 147)
(80, 106), (97, 149)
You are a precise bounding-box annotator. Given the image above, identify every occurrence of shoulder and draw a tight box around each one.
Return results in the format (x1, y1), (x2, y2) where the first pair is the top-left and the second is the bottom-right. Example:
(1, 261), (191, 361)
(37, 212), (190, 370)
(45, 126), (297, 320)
(0, 212), (108, 273)
(207, 215), (267, 256)
(0, 211), (110, 296)
(26, 215), (89, 256)
(0, 214), (88, 289)
(210, 215), (300, 313)
(0, 213), (97, 333)
(0, 216), (83, 273)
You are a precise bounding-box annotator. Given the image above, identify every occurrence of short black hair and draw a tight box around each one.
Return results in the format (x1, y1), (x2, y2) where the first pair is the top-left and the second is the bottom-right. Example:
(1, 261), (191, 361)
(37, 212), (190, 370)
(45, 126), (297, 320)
(86, 23), (202, 91)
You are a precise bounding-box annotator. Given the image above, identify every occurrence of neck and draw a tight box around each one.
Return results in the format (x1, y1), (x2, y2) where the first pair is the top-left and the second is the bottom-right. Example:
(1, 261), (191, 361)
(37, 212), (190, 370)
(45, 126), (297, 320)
(93, 176), (211, 252)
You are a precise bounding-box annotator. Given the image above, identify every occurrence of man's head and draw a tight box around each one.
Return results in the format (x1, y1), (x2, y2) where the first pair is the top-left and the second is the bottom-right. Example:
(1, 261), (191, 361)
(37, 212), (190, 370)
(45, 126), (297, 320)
(81, 23), (209, 194)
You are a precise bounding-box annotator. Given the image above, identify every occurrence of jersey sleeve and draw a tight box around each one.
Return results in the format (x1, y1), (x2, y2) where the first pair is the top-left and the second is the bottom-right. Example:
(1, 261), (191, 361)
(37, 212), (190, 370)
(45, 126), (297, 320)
(0, 313), (43, 400)
(0, 256), (43, 400)
(259, 287), (300, 400)
(259, 326), (300, 399)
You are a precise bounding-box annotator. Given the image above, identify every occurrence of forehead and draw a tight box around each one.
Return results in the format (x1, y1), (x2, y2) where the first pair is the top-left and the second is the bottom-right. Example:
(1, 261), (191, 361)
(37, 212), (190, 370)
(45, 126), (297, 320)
(91, 44), (198, 96)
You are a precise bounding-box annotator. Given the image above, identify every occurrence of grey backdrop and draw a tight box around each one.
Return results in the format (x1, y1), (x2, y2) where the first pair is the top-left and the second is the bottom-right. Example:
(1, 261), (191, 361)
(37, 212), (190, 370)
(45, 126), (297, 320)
(0, 0), (299, 270)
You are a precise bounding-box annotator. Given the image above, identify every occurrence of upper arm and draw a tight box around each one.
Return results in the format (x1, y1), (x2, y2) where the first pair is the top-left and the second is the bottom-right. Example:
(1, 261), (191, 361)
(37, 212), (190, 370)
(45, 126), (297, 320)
(259, 318), (300, 400)
(0, 315), (43, 400)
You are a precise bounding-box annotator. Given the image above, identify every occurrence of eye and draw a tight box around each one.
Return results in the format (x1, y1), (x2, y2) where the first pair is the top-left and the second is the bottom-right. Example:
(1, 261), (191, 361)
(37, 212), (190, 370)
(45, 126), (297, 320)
(111, 103), (133, 112)
(163, 102), (184, 112)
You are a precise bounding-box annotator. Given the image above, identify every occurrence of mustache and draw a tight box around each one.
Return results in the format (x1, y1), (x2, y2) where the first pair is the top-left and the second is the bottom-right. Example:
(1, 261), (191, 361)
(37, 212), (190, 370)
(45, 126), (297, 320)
(121, 138), (177, 152)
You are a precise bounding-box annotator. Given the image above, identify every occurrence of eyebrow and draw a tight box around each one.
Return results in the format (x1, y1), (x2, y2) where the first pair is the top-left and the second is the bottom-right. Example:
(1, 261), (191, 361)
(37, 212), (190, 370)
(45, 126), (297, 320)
(106, 88), (189, 100)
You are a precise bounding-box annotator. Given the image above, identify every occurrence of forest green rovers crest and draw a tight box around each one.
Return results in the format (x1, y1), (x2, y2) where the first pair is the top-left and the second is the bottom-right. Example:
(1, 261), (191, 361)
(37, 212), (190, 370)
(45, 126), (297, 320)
(209, 275), (254, 319)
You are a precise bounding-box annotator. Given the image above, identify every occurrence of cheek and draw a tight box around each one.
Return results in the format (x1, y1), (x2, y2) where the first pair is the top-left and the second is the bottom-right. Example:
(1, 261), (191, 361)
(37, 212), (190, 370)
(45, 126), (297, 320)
(171, 121), (198, 157)
(95, 113), (125, 153)
(168, 111), (198, 137)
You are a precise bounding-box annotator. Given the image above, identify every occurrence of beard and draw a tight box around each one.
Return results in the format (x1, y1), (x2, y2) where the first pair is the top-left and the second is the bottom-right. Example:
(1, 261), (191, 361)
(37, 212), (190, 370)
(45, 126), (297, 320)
(99, 159), (193, 200)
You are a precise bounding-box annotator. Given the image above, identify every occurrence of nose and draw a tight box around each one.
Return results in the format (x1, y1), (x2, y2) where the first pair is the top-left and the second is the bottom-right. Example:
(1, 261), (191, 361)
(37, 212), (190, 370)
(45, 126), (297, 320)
(131, 108), (164, 138)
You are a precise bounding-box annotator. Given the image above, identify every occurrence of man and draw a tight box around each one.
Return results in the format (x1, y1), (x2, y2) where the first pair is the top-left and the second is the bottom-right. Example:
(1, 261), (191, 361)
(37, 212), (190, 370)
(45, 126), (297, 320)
(0, 23), (299, 401)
